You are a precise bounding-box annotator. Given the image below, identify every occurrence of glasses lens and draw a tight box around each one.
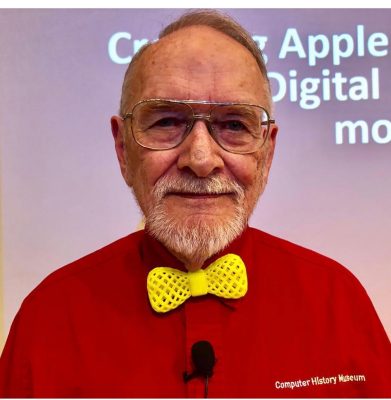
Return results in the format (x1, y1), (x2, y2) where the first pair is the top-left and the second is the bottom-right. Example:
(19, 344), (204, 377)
(131, 101), (192, 150)
(210, 105), (269, 153)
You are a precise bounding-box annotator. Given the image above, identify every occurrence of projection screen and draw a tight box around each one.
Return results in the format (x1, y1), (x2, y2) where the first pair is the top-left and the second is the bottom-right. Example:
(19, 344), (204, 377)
(0, 9), (390, 348)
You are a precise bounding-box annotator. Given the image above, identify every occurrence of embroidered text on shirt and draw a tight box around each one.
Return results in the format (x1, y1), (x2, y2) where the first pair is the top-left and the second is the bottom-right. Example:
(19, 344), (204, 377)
(275, 373), (366, 390)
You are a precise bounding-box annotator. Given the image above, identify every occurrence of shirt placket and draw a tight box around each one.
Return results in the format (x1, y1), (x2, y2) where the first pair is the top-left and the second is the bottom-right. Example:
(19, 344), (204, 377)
(183, 297), (229, 398)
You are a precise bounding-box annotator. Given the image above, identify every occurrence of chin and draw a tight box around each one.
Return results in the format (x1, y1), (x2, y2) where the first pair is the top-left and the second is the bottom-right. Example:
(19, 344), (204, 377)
(145, 203), (248, 265)
(182, 211), (235, 226)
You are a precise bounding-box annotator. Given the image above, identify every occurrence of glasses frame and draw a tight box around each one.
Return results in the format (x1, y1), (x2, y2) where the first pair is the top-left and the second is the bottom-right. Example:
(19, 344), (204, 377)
(122, 98), (276, 154)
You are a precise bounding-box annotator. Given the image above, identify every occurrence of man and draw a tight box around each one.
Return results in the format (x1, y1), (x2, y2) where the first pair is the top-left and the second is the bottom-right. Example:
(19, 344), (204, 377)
(0, 10), (390, 398)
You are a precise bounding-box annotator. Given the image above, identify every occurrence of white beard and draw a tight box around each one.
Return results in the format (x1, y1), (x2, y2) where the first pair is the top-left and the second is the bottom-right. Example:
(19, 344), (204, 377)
(143, 174), (248, 267)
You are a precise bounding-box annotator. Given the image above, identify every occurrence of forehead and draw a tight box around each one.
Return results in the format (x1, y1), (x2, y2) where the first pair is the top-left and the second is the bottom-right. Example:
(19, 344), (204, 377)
(130, 25), (267, 106)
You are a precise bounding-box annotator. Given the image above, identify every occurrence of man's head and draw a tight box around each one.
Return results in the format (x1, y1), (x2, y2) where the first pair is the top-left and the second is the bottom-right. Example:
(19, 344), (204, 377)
(111, 10), (278, 270)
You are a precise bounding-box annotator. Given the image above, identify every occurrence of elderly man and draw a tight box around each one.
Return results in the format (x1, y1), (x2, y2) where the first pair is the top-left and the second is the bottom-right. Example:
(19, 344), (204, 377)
(1, 10), (390, 398)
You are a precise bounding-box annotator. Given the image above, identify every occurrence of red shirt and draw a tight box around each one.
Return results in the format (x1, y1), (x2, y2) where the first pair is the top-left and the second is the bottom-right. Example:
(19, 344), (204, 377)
(1, 227), (390, 397)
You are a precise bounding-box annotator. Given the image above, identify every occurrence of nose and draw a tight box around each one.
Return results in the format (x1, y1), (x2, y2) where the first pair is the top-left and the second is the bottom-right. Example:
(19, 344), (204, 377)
(176, 120), (224, 177)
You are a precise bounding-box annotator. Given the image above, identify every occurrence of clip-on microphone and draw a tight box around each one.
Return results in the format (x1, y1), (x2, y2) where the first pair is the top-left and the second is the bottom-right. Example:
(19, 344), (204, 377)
(183, 340), (216, 398)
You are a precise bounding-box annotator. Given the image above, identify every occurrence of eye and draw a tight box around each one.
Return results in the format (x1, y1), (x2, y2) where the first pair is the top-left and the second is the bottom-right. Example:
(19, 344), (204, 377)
(225, 120), (246, 131)
(153, 117), (182, 128)
(219, 119), (248, 132)
(154, 117), (178, 127)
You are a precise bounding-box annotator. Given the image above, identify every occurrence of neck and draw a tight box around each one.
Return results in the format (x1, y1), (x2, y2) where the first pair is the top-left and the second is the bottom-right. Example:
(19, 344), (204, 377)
(169, 248), (207, 272)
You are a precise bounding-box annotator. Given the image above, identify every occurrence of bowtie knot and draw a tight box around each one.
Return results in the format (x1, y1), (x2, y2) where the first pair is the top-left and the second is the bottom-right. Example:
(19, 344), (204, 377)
(147, 253), (248, 313)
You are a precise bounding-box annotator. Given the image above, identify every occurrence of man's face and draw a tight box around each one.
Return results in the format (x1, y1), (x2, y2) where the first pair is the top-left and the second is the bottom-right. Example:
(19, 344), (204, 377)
(111, 26), (278, 269)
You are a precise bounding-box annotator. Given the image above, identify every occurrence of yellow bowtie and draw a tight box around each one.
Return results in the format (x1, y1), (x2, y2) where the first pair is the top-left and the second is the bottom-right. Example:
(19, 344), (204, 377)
(147, 253), (248, 313)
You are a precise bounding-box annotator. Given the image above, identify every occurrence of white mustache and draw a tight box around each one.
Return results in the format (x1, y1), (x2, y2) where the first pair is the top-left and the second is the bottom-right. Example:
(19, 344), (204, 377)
(153, 175), (244, 200)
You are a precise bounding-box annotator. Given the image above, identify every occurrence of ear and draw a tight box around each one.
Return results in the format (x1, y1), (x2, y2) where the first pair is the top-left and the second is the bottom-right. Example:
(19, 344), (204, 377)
(264, 124), (278, 174)
(110, 115), (132, 186)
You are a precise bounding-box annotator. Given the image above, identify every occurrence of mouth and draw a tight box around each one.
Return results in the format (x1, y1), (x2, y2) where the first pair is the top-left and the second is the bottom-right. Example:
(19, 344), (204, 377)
(165, 192), (234, 200)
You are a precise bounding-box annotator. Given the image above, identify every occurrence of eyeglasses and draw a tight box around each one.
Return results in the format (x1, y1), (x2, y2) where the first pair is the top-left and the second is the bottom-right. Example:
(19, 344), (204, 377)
(122, 99), (275, 154)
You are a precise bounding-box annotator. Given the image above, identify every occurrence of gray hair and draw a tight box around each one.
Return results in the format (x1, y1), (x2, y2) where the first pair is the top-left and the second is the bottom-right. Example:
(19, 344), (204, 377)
(119, 9), (270, 116)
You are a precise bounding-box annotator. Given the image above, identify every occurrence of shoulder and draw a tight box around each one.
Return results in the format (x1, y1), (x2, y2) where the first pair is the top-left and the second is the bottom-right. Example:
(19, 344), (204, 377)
(246, 226), (389, 337)
(246, 226), (364, 291)
(22, 230), (145, 307)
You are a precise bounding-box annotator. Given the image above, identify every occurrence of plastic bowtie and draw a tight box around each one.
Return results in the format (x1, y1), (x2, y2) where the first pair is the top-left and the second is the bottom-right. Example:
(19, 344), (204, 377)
(147, 253), (248, 313)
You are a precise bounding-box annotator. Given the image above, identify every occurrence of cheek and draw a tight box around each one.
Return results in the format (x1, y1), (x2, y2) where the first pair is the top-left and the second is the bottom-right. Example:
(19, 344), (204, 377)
(224, 152), (267, 213)
(225, 153), (261, 188)
(127, 146), (178, 194)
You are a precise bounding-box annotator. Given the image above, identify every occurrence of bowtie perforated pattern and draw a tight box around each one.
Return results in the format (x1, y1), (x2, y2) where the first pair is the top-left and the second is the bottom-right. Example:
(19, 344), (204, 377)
(147, 253), (248, 313)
